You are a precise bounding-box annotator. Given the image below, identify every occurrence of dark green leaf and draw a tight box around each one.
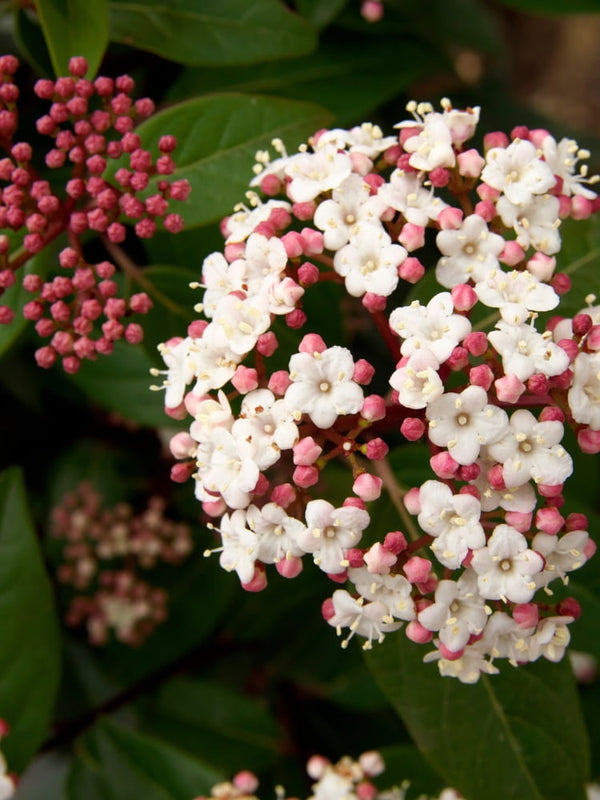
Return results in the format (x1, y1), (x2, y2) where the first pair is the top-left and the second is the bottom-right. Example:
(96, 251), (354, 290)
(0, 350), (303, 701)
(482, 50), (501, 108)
(12, 8), (54, 77)
(295, 0), (350, 28)
(131, 93), (332, 228)
(67, 340), (166, 428)
(108, 0), (316, 66)
(367, 634), (589, 800)
(34, 0), (108, 78)
(494, 0), (600, 13)
(0, 468), (61, 773)
(67, 717), (223, 799)
(557, 215), (600, 318)
(166, 36), (440, 127)
(141, 677), (283, 771)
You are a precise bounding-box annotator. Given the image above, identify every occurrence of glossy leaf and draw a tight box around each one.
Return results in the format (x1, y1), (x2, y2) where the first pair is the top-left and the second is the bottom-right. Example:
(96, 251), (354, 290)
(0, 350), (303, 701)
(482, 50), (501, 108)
(68, 341), (166, 428)
(557, 214), (600, 317)
(140, 677), (283, 772)
(494, 0), (600, 12)
(12, 8), (54, 77)
(295, 0), (349, 28)
(130, 93), (332, 228)
(0, 468), (61, 773)
(166, 35), (439, 127)
(34, 0), (108, 78)
(108, 0), (316, 66)
(67, 717), (223, 799)
(366, 635), (589, 800)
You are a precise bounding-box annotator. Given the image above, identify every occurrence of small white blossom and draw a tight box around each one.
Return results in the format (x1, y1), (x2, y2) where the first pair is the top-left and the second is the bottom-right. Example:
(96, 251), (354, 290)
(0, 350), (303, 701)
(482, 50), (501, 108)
(299, 500), (369, 573)
(496, 194), (561, 254)
(482, 139), (555, 206)
(488, 320), (570, 381)
(327, 589), (403, 649)
(474, 268), (559, 324)
(418, 571), (488, 652)
(471, 524), (544, 603)
(314, 174), (386, 250)
(568, 351), (600, 429)
(334, 224), (407, 297)
(389, 349), (443, 409)
(418, 481), (485, 568)
(378, 170), (448, 226)
(349, 567), (416, 621)
(435, 214), (505, 288)
(284, 145), (353, 203)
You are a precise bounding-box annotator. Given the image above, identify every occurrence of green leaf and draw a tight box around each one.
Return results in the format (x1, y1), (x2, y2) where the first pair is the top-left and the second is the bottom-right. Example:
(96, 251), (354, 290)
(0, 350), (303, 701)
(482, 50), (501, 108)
(34, 0), (108, 78)
(557, 215), (600, 317)
(295, 0), (349, 28)
(366, 635), (589, 800)
(68, 718), (223, 799)
(12, 8), (54, 77)
(141, 677), (283, 772)
(0, 468), (61, 773)
(68, 340), (166, 428)
(493, 0), (600, 12)
(108, 0), (316, 66)
(166, 35), (439, 127)
(131, 93), (332, 228)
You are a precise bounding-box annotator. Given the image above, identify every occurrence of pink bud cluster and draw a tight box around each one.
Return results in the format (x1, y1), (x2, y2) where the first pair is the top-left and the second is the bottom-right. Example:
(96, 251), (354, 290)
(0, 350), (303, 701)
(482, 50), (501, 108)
(0, 55), (191, 371)
(157, 100), (599, 681)
(194, 751), (452, 800)
(51, 482), (194, 645)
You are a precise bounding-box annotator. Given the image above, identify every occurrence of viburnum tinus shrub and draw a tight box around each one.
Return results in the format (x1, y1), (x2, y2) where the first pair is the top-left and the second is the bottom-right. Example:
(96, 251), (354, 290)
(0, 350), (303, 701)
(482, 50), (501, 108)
(0, 55), (190, 373)
(155, 98), (600, 683)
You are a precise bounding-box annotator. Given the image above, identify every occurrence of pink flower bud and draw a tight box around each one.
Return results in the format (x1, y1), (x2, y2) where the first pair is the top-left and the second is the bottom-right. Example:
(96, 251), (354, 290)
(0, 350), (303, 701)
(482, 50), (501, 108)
(241, 564), (268, 593)
(353, 358), (375, 385)
(499, 240), (525, 266)
(437, 206), (463, 230)
(477, 182), (501, 202)
(362, 292), (388, 311)
(125, 323), (144, 344)
(571, 195), (593, 220)
(298, 261), (319, 285)
(285, 308), (306, 329)
(446, 345), (469, 371)
(275, 556), (303, 579)
(557, 338), (579, 362)
(556, 597), (581, 620)
(535, 507), (564, 535)
(398, 256), (425, 283)
(293, 465), (319, 488)
(459, 462), (480, 481)
(293, 436), (322, 466)
(268, 369), (291, 395)
(405, 620), (433, 644)
(578, 428), (600, 454)
(364, 437), (388, 460)
(429, 167), (449, 187)
(400, 417), (425, 441)
(438, 642), (464, 661)
(527, 373), (549, 395)
(398, 222), (424, 251)
(457, 148), (485, 177)
(256, 331), (278, 357)
(383, 530), (407, 555)
(538, 483), (564, 498)
(539, 406), (564, 423)
(526, 253), (556, 281)
(495, 374), (526, 403)
(299, 332), (326, 354)
(169, 432), (196, 459)
(403, 555), (431, 583)
(270, 483), (296, 508)
(504, 510), (532, 532)
(353, 473), (383, 502)
(281, 231), (304, 258)
(231, 365), (259, 394)
(430, 451), (459, 479)
(403, 487), (421, 514)
(360, 394), (386, 421)
(474, 199), (496, 221)
(484, 131), (509, 150)
(451, 283), (478, 312)
(566, 512), (588, 532)
(363, 541), (396, 573)
(300, 227), (323, 255)
(35, 345), (57, 368)
(487, 463), (505, 490)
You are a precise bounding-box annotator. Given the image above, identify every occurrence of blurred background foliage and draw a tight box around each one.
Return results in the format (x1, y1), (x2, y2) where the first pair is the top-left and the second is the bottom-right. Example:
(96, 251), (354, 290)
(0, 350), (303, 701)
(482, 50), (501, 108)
(0, 0), (599, 798)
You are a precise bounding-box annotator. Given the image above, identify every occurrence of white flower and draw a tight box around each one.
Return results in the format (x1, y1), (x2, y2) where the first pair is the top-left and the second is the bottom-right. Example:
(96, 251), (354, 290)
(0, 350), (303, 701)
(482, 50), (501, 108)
(418, 481), (485, 568)
(496, 194), (561, 254)
(532, 530), (590, 588)
(333, 224), (407, 297)
(284, 145), (353, 203)
(474, 268), (559, 324)
(316, 122), (397, 157)
(326, 589), (403, 649)
(389, 292), (471, 364)
(189, 390), (234, 442)
(155, 336), (198, 408)
(568, 351), (600, 429)
(435, 214), (505, 288)
(482, 139), (555, 205)
(211, 293), (271, 356)
(402, 112), (456, 171)
(426, 386), (509, 465)
(471, 524), (544, 603)
(232, 388), (298, 470)
(310, 769), (357, 800)
(389, 349), (443, 409)
(418, 571), (488, 652)
(486, 408), (573, 487)
(195, 427), (259, 509)
(314, 174), (386, 250)
(299, 500), (369, 573)
(528, 616), (572, 663)
(224, 198), (291, 243)
(378, 170), (448, 226)
(189, 324), (241, 396)
(471, 456), (537, 513)
(424, 640), (498, 683)
(481, 611), (534, 664)
(541, 135), (598, 199)
(201, 251), (246, 317)
(216, 510), (259, 583)
(245, 502), (305, 563)
(349, 567), (416, 621)
(488, 321), (570, 381)
(285, 345), (364, 428)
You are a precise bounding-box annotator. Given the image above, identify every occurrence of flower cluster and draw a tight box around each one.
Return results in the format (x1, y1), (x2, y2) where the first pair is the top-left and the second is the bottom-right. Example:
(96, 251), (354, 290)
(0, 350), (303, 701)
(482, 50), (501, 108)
(194, 751), (458, 800)
(0, 55), (190, 372)
(51, 482), (194, 645)
(157, 98), (600, 682)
